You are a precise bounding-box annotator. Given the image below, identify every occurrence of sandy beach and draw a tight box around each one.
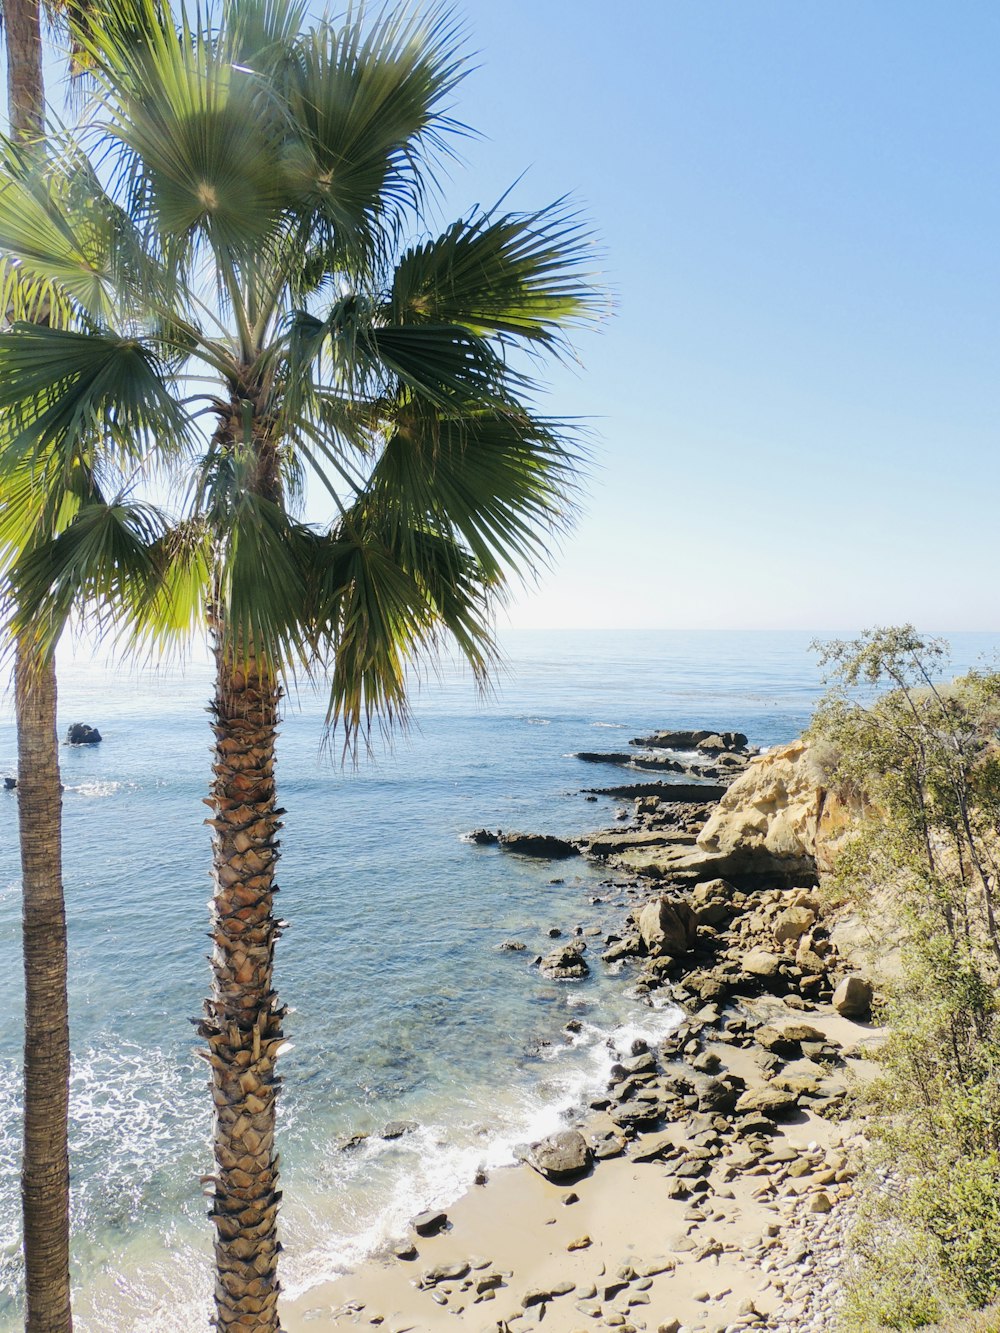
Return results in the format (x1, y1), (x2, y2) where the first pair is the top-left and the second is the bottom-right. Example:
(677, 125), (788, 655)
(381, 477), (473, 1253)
(284, 1004), (875, 1333)
(282, 734), (880, 1333)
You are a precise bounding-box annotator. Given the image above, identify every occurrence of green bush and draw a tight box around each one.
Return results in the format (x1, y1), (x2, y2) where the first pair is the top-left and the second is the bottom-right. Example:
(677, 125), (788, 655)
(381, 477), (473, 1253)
(813, 628), (1000, 1327)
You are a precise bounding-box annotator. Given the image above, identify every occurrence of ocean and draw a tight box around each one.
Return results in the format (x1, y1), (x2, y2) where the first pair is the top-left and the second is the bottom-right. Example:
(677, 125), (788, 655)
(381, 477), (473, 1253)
(1, 629), (997, 1329)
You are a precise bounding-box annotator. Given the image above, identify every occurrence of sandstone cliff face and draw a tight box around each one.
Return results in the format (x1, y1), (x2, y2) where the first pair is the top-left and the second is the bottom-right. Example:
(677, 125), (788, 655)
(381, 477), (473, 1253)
(609, 738), (854, 889)
(697, 738), (856, 881)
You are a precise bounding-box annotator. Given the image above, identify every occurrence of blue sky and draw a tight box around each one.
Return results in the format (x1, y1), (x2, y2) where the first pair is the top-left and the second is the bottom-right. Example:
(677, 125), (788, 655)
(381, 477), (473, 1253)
(404, 0), (999, 630)
(35, 1), (999, 632)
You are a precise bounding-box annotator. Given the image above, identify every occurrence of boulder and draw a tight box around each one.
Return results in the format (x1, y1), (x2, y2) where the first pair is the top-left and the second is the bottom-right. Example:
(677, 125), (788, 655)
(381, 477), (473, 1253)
(412, 1208), (448, 1236)
(637, 898), (699, 955)
(742, 948), (783, 979)
(695, 739), (827, 886)
(630, 729), (715, 750)
(774, 906), (816, 943)
(3, 776), (16, 791)
(66, 722), (101, 745)
(735, 1086), (799, 1119)
(498, 831), (579, 859)
(524, 1130), (591, 1180)
(539, 941), (589, 980)
(833, 973), (873, 1018)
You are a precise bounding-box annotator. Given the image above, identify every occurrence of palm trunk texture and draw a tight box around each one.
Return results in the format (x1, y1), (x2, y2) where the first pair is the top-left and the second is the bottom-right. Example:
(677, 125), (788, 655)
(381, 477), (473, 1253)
(199, 645), (286, 1333)
(4, 0), (44, 142)
(7, 4), (74, 1326)
(15, 647), (73, 1333)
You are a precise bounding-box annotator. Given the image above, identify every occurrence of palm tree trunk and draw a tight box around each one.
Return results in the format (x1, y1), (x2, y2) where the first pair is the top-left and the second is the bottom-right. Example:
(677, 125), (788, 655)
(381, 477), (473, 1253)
(15, 646), (73, 1333)
(7, 6), (74, 1329)
(199, 639), (286, 1333)
(4, 0), (44, 141)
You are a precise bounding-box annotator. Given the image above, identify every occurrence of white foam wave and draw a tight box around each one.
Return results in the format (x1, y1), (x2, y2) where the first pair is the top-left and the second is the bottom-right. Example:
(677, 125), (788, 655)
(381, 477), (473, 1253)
(281, 1000), (682, 1301)
(64, 780), (124, 799)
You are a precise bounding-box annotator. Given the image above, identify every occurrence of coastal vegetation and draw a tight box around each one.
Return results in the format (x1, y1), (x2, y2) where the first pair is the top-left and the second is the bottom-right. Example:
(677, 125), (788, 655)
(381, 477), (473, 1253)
(809, 628), (1000, 1329)
(0, 0), (600, 1325)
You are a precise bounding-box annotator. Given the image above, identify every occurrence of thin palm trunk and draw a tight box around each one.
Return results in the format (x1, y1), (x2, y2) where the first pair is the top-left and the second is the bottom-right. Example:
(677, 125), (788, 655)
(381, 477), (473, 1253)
(4, 0), (44, 140)
(199, 639), (285, 1333)
(15, 647), (72, 1333)
(6, 1), (74, 1328)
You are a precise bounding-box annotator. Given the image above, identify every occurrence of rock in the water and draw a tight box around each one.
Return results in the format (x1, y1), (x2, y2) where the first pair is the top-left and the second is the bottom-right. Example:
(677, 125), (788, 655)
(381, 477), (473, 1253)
(497, 939), (527, 952)
(412, 1208), (448, 1236)
(3, 776), (16, 791)
(637, 897), (699, 955)
(539, 941), (589, 980)
(498, 831), (579, 859)
(381, 1120), (417, 1140)
(833, 973), (873, 1017)
(66, 722), (101, 745)
(464, 828), (499, 845)
(524, 1130), (591, 1180)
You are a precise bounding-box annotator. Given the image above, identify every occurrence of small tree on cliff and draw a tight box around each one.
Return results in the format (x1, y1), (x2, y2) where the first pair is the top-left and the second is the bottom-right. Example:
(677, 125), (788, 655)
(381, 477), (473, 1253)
(811, 627), (1000, 1325)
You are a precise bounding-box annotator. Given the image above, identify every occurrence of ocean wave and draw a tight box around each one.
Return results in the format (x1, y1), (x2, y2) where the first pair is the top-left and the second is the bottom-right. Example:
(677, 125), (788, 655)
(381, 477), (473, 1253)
(64, 780), (124, 799)
(280, 999), (682, 1301)
(520, 716), (551, 726)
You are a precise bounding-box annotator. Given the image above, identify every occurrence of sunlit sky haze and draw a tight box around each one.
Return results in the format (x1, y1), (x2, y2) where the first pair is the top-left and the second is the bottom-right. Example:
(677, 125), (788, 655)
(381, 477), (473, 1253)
(37, 0), (1000, 632)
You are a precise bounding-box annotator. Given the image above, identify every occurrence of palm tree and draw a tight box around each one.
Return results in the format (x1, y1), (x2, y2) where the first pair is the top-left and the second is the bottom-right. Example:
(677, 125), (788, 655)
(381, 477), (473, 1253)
(0, 1), (601, 1328)
(3, 0), (84, 1322)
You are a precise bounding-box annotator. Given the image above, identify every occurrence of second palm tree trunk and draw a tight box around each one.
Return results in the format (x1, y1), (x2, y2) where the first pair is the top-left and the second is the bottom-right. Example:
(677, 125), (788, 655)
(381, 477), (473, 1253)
(200, 645), (286, 1333)
(16, 648), (73, 1333)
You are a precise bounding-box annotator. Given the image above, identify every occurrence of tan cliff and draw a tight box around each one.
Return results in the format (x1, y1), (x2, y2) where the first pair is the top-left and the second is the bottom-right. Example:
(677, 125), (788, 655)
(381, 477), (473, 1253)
(603, 738), (856, 888)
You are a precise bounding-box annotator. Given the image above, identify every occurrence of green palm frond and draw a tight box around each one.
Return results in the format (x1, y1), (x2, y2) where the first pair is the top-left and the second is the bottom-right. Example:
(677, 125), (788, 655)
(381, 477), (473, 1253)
(214, 492), (317, 674)
(0, 324), (191, 473)
(0, 140), (116, 320)
(281, 3), (467, 268)
(4, 498), (168, 651)
(390, 202), (602, 348)
(85, 0), (290, 260)
(311, 504), (498, 747)
(368, 404), (582, 581)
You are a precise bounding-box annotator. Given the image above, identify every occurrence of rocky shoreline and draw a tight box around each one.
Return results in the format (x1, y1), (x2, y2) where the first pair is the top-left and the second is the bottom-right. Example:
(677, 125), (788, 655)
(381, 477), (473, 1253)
(287, 728), (877, 1333)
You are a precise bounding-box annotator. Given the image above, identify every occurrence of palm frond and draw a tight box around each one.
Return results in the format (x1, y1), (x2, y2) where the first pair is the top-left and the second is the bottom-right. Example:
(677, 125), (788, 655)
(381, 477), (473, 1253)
(4, 498), (168, 653)
(0, 324), (191, 474)
(281, 3), (469, 271)
(390, 201), (603, 349)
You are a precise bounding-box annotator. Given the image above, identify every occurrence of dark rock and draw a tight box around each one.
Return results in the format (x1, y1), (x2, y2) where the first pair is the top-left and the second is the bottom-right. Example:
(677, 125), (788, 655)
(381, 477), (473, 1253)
(609, 1100), (665, 1128)
(66, 722), (101, 745)
(498, 831), (579, 859)
(497, 939), (527, 952)
(392, 1241), (418, 1260)
(524, 1130), (592, 1180)
(584, 782), (728, 802)
(412, 1208), (448, 1236)
(3, 776), (16, 791)
(540, 941), (589, 980)
(338, 1132), (369, 1151)
(464, 828), (499, 845)
(630, 730), (716, 750)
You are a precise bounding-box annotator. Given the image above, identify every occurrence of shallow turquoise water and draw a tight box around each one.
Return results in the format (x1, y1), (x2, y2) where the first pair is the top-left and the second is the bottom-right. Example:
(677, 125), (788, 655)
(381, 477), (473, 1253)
(0, 629), (997, 1329)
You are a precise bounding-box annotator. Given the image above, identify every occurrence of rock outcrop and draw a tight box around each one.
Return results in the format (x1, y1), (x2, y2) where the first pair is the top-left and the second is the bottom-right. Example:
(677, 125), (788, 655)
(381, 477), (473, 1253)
(498, 832), (579, 859)
(602, 739), (856, 890)
(66, 723), (102, 745)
